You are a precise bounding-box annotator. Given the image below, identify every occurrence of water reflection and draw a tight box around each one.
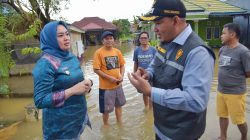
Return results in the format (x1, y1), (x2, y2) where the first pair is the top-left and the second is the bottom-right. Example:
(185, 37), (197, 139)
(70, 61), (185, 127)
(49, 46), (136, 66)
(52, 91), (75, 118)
(0, 46), (250, 140)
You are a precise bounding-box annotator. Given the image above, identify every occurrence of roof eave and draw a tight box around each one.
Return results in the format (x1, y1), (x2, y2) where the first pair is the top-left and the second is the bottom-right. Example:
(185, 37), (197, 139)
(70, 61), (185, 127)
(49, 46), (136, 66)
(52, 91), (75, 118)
(209, 11), (248, 16)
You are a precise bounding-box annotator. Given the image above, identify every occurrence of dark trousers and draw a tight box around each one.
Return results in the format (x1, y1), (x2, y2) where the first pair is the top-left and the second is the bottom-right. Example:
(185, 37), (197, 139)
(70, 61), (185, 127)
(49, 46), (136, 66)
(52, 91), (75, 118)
(155, 134), (199, 140)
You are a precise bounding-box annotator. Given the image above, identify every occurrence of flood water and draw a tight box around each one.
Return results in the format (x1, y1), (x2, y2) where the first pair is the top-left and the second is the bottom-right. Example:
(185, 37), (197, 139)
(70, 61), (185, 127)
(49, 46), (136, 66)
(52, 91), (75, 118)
(0, 44), (250, 140)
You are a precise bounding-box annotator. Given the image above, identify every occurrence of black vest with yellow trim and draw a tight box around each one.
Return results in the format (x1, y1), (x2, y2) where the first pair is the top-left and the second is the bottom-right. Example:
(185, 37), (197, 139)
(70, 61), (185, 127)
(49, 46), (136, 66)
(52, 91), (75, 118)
(153, 32), (215, 140)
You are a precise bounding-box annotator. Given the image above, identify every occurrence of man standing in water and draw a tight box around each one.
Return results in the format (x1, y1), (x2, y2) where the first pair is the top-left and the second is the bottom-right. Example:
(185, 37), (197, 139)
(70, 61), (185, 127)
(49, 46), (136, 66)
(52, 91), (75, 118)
(128, 0), (215, 139)
(217, 23), (250, 140)
(93, 31), (126, 127)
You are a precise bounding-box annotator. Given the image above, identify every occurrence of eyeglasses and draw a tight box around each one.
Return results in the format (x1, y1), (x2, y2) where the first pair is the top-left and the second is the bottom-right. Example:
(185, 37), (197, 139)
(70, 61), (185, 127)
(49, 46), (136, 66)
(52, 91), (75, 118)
(139, 37), (148, 39)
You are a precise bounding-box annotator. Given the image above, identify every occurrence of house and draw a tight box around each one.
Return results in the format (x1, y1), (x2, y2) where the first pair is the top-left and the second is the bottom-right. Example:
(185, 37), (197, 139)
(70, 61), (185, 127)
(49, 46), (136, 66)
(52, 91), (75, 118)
(140, 0), (249, 48)
(72, 17), (117, 45)
(68, 24), (85, 58)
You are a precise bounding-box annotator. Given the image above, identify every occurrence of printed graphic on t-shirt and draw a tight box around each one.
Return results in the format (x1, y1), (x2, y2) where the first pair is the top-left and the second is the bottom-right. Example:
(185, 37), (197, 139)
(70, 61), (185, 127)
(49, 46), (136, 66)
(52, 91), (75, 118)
(105, 56), (119, 70)
(219, 55), (231, 66)
(138, 54), (154, 63)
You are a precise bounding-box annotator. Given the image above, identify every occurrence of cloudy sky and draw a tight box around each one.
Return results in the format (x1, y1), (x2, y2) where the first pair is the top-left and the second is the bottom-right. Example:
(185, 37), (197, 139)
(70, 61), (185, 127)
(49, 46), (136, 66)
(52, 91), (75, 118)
(55, 0), (153, 23)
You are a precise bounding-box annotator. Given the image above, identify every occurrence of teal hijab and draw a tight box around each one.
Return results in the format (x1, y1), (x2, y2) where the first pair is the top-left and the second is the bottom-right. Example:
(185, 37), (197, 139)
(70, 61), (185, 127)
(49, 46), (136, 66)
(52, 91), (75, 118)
(40, 21), (70, 59)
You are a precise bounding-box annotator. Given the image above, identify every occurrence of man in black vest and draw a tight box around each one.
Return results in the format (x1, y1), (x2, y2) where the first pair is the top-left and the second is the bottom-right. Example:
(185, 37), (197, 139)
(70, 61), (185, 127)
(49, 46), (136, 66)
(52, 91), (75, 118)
(128, 0), (215, 140)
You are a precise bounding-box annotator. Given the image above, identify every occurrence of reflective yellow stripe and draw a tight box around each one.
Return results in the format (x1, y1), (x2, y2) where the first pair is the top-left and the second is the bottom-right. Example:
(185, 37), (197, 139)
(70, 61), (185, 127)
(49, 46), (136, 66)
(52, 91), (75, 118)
(155, 52), (165, 62)
(166, 60), (184, 71)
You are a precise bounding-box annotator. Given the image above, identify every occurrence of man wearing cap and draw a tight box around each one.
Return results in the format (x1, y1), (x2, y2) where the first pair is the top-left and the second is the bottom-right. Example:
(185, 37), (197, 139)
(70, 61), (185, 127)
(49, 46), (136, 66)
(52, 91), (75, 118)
(93, 31), (126, 127)
(128, 0), (215, 140)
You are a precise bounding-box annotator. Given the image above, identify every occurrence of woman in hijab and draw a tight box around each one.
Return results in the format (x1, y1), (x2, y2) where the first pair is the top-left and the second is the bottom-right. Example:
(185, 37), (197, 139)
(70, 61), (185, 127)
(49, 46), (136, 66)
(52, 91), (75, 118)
(32, 21), (92, 140)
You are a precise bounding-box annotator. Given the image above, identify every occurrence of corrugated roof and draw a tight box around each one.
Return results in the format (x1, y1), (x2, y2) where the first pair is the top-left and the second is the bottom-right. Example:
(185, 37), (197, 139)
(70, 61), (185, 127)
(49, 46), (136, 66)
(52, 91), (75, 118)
(72, 17), (117, 31)
(83, 23), (103, 30)
(183, 0), (247, 20)
(183, 0), (205, 12)
(184, 0), (246, 13)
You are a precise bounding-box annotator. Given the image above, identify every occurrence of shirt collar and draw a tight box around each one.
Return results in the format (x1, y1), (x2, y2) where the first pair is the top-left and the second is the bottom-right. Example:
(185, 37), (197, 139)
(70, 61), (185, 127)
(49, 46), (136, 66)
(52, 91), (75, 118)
(172, 24), (192, 46)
